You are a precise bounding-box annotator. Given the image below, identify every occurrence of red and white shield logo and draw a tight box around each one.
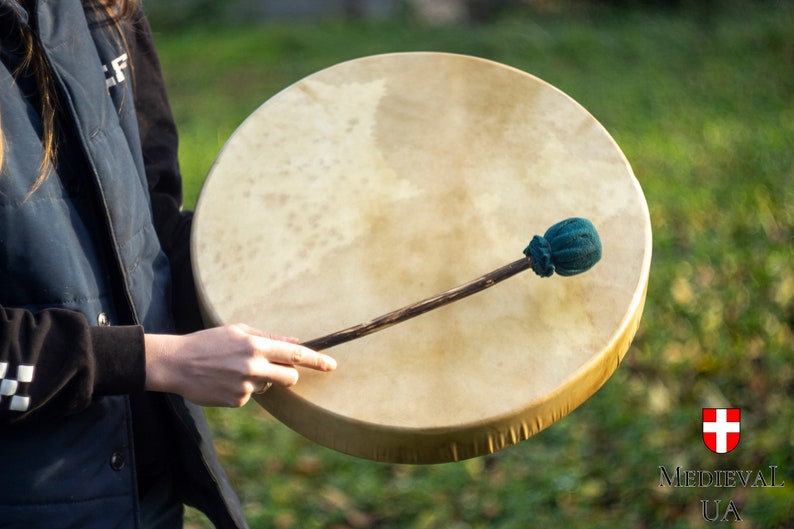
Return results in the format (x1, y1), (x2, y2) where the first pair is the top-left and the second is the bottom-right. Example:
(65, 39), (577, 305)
(702, 408), (741, 454)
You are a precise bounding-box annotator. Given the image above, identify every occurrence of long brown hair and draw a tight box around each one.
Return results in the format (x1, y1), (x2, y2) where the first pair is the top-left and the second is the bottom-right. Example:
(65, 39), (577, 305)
(0, 0), (138, 195)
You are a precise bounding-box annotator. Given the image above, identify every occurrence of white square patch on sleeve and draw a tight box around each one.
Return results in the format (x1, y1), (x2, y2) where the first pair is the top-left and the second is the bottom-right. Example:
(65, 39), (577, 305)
(0, 379), (18, 396)
(16, 365), (35, 383)
(9, 395), (30, 412)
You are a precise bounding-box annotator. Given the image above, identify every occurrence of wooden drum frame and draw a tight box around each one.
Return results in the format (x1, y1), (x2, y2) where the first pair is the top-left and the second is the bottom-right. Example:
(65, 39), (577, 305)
(191, 52), (652, 464)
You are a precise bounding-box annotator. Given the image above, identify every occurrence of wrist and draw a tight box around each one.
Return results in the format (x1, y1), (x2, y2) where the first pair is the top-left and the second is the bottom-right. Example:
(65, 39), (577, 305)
(143, 333), (179, 394)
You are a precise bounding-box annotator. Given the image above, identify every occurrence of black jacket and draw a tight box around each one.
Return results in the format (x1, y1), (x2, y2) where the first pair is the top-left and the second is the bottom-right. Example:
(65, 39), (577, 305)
(0, 1), (247, 527)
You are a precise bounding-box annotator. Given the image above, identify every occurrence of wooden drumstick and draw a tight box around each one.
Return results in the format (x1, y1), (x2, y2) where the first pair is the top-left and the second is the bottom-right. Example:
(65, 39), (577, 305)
(302, 217), (602, 351)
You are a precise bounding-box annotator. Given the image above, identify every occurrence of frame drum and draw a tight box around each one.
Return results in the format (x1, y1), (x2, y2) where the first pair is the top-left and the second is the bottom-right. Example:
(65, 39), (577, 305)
(192, 52), (651, 464)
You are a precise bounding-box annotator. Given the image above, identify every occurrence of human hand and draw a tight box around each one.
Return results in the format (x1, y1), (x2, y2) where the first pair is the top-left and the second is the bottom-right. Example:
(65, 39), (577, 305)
(144, 323), (336, 407)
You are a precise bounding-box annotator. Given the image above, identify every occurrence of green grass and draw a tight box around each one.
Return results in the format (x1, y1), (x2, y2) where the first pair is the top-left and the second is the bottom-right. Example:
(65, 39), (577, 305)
(152, 3), (794, 528)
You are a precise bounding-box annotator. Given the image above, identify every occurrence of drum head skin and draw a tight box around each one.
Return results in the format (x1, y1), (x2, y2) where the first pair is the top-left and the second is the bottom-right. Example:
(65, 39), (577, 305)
(192, 52), (651, 464)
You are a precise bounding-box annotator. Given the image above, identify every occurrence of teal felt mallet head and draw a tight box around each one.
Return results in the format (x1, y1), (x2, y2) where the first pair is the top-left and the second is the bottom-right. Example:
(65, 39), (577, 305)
(303, 218), (603, 351)
(524, 217), (603, 278)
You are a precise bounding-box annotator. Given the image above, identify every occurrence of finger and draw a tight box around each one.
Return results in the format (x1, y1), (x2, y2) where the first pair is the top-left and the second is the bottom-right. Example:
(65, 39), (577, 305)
(250, 362), (300, 388)
(256, 338), (337, 372)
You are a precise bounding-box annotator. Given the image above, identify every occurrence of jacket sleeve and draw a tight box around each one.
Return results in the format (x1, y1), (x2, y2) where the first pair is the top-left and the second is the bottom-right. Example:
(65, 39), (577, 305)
(0, 307), (146, 424)
(127, 10), (205, 335)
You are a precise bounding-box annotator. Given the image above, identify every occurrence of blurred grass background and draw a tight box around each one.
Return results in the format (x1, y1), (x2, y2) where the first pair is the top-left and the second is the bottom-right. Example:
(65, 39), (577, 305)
(150, 1), (793, 527)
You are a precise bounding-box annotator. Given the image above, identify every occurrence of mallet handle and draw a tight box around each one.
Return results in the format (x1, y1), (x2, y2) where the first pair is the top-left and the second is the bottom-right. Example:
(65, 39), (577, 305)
(302, 257), (532, 351)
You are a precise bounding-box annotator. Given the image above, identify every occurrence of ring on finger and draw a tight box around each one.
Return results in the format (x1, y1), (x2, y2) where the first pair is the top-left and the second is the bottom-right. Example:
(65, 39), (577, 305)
(255, 382), (273, 394)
